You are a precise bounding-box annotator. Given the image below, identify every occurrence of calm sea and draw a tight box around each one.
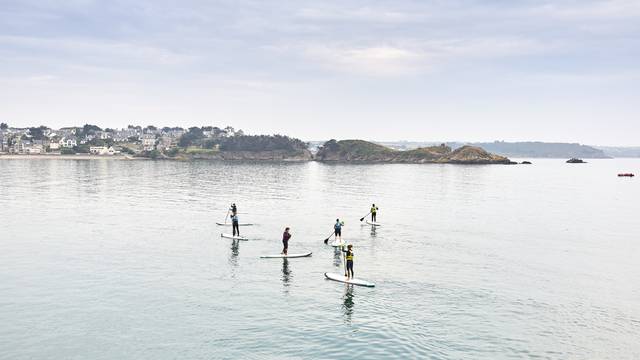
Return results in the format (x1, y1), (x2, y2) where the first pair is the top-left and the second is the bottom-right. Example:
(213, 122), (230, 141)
(1, 158), (639, 359)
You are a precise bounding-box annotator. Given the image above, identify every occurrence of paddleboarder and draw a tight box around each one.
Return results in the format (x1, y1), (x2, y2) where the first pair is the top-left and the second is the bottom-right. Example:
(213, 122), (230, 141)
(342, 244), (354, 278)
(334, 219), (344, 241)
(370, 204), (379, 222)
(230, 203), (237, 216)
(281, 227), (291, 255)
(231, 213), (240, 237)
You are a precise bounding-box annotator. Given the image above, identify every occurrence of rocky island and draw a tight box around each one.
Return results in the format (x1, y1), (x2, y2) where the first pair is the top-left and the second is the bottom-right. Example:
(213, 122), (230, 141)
(315, 140), (513, 164)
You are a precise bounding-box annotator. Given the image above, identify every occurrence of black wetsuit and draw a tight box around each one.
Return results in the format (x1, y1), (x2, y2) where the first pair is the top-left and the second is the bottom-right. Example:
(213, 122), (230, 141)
(232, 216), (239, 236)
(282, 231), (291, 254)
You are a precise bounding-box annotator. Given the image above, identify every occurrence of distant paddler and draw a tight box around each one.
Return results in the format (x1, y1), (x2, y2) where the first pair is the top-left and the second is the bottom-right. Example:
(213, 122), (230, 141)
(231, 213), (240, 237)
(370, 204), (379, 223)
(334, 218), (344, 241)
(224, 203), (237, 224)
(281, 227), (291, 255)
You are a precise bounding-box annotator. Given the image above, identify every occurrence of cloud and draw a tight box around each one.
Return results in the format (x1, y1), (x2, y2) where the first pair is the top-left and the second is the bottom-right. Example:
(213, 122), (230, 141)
(301, 36), (552, 76)
(296, 6), (421, 23)
(304, 45), (427, 76)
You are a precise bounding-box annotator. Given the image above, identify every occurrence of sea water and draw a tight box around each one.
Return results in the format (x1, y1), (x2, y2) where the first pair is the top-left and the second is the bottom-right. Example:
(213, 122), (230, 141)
(1, 159), (639, 359)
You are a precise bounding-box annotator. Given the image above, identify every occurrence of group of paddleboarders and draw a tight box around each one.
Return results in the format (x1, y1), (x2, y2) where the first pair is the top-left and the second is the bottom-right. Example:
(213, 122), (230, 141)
(223, 202), (379, 280)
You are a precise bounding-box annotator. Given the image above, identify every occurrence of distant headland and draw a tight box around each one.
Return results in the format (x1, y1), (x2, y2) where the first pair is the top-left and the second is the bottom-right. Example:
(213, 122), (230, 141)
(315, 140), (513, 164)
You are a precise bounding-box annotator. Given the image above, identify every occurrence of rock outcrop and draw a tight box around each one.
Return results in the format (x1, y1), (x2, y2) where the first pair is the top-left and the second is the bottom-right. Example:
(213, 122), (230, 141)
(315, 140), (512, 164)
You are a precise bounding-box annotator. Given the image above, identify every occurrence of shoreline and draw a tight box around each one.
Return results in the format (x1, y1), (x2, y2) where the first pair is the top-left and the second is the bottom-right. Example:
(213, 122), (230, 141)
(0, 154), (140, 160)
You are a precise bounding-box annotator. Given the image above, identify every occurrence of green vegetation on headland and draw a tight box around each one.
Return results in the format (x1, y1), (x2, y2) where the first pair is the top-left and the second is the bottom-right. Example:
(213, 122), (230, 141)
(316, 140), (513, 164)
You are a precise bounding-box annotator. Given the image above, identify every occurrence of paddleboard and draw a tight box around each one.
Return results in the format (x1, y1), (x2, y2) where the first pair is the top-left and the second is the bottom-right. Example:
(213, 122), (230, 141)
(260, 252), (312, 259)
(216, 222), (254, 226)
(330, 239), (346, 247)
(324, 272), (375, 287)
(365, 220), (381, 226)
(220, 233), (248, 241)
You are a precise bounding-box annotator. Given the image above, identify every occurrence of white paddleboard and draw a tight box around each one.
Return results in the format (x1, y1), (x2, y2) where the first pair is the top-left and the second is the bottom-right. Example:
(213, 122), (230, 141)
(220, 233), (248, 241)
(260, 252), (312, 259)
(330, 239), (346, 247)
(365, 220), (381, 226)
(216, 222), (254, 226)
(324, 272), (375, 287)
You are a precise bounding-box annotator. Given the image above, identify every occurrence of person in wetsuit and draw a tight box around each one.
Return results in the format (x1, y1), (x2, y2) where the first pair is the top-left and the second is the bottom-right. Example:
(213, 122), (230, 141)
(370, 204), (379, 222)
(231, 213), (240, 237)
(342, 244), (354, 278)
(334, 219), (344, 241)
(230, 203), (237, 216)
(281, 227), (291, 255)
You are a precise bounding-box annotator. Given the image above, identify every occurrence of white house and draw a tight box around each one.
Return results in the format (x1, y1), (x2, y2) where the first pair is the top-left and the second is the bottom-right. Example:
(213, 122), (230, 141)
(141, 134), (156, 151)
(60, 137), (77, 148)
(89, 146), (118, 155)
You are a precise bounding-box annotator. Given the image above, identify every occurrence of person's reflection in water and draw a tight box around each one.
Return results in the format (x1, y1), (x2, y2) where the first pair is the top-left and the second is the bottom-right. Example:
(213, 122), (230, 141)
(281, 259), (291, 293)
(342, 286), (355, 324)
(228, 239), (240, 277)
(333, 247), (342, 268)
(370, 225), (377, 238)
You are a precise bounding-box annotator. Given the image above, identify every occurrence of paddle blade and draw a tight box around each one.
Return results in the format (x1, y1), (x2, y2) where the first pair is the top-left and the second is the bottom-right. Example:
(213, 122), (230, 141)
(324, 238), (329, 244)
(359, 217), (365, 221)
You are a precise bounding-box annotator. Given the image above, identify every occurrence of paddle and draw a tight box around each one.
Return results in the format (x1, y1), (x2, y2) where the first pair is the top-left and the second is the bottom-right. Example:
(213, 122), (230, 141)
(323, 230), (335, 244)
(359, 211), (371, 222)
(343, 246), (348, 277)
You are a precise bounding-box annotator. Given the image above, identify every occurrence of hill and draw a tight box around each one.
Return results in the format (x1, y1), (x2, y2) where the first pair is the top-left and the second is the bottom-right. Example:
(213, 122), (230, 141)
(448, 141), (609, 158)
(315, 140), (512, 164)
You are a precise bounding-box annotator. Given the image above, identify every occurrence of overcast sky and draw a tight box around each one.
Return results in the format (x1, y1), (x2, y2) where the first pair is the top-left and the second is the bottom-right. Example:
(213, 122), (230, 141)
(1, 0), (638, 145)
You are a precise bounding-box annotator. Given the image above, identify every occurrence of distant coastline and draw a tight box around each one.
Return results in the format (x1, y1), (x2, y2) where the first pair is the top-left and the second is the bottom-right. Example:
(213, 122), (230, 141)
(1, 124), (513, 164)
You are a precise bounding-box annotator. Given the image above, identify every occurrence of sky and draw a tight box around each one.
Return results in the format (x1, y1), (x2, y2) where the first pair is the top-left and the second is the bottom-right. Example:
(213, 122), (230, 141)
(0, 0), (639, 145)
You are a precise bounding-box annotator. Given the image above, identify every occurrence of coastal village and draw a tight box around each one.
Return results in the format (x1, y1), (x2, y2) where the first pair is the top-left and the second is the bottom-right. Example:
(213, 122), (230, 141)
(0, 123), (241, 157)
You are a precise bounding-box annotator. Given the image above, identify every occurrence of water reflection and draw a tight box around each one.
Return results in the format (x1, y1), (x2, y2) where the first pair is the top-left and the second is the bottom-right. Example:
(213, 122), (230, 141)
(370, 225), (377, 238)
(333, 247), (343, 269)
(281, 259), (291, 288)
(228, 239), (240, 277)
(342, 286), (355, 324)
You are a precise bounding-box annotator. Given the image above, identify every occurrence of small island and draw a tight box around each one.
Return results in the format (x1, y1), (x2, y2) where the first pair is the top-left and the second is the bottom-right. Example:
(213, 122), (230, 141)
(315, 140), (513, 164)
(566, 158), (586, 163)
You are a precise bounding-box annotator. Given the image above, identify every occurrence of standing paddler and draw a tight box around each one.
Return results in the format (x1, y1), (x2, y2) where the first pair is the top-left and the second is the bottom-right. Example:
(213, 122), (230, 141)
(370, 204), (379, 223)
(342, 244), (354, 278)
(231, 213), (240, 237)
(334, 218), (344, 242)
(281, 227), (291, 255)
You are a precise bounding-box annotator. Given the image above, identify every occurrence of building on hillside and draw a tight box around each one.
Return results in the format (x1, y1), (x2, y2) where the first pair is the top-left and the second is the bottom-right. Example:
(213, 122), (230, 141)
(156, 136), (174, 151)
(141, 134), (156, 151)
(89, 146), (118, 155)
(26, 143), (44, 154)
(48, 136), (61, 150)
(60, 137), (78, 148)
